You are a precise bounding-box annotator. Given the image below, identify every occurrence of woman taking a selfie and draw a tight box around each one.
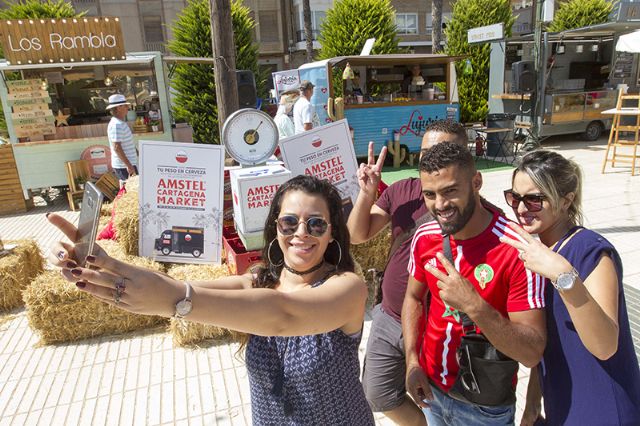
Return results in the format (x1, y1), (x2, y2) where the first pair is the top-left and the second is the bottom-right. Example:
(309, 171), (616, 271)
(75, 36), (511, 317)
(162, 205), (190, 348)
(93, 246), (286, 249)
(500, 150), (640, 425)
(47, 175), (374, 425)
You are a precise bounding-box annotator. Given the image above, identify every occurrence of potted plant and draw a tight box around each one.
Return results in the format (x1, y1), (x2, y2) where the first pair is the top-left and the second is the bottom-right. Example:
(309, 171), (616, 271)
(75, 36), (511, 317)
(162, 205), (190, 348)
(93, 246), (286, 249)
(149, 120), (160, 132)
(74, 176), (87, 190)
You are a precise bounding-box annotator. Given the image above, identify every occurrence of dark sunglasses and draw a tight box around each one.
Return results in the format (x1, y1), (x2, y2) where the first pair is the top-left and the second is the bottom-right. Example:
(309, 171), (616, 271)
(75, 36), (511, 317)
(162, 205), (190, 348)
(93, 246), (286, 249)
(275, 215), (330, 237)
(503, 190), (546, 212)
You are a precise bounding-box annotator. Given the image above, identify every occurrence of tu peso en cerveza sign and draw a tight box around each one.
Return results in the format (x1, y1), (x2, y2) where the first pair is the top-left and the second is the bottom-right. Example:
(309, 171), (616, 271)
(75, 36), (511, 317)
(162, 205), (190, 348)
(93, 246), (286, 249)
(0, 17), (125, 65)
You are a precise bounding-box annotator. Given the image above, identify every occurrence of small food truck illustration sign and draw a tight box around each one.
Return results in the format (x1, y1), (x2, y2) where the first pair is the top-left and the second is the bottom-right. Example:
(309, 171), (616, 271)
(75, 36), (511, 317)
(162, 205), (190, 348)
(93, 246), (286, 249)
(155, 226), (204, 258)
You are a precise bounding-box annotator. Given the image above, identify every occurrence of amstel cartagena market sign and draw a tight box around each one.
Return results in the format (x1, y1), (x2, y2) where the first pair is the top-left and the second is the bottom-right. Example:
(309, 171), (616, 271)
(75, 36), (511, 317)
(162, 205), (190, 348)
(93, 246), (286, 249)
(0, 16), (125, 65)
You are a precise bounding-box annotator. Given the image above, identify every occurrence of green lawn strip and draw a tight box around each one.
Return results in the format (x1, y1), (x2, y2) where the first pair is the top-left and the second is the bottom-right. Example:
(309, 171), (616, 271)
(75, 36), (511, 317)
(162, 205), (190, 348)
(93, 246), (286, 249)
(380, 159), (513, 185)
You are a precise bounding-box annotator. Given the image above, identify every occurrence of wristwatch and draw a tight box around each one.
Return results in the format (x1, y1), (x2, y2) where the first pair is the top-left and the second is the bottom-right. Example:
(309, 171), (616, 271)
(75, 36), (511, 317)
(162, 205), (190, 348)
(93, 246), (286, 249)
(551, 268), (579, 292)
(174, 281), (193, 318)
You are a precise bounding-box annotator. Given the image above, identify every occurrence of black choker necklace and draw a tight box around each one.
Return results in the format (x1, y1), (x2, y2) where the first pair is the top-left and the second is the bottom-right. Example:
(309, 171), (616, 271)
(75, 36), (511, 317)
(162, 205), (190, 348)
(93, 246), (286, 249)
(283, 261), (325, 276)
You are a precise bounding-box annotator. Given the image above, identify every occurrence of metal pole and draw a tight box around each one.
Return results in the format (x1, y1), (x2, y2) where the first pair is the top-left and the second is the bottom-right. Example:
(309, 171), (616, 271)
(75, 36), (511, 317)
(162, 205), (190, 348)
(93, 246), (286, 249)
(523, 0), (545, 151)
(210, 0), (239, 142)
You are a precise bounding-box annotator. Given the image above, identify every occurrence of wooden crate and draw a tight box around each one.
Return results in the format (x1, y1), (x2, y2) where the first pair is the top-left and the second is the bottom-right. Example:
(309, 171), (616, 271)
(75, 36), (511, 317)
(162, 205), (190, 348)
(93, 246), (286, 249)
(0, 144), (29, 215)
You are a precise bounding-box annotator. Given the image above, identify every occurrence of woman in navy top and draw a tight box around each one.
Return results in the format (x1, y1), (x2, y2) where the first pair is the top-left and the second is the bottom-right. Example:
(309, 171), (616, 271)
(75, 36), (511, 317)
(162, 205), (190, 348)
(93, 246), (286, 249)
(47, 175), (374, 425)
(501, 150), (640, 426)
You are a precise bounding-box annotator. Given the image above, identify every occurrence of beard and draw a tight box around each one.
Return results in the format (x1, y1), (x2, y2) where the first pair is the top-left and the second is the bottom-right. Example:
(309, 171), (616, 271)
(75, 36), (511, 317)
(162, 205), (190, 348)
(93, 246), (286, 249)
(431, 190), (476, 235)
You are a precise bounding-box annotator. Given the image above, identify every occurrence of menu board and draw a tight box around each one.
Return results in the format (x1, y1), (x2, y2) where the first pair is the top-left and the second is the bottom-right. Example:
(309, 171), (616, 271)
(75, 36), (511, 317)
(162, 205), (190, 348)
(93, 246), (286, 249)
(613, 52), (634, 79)
(6, 79), (55, 138)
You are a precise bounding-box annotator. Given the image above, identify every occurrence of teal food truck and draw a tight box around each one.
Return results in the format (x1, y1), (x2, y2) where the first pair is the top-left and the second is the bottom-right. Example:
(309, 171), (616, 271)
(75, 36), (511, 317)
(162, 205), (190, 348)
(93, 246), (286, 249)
(274, 54), (461, 157)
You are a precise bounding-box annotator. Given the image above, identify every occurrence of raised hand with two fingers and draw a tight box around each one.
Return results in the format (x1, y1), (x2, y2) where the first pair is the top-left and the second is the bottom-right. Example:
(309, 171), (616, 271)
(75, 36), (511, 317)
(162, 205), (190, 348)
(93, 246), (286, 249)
(424, 252), (483, 314)
(499, 225), (573, 282)
(356, 141), (387, 199)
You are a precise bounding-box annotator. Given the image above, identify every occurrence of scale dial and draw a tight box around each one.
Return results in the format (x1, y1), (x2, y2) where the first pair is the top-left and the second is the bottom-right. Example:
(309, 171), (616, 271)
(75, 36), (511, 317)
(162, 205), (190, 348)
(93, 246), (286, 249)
(221, 109), (279, 166)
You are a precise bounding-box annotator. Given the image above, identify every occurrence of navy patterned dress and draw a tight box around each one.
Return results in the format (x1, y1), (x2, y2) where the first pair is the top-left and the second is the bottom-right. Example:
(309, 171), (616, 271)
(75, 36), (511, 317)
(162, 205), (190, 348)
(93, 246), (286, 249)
(245, 277), (374, 425)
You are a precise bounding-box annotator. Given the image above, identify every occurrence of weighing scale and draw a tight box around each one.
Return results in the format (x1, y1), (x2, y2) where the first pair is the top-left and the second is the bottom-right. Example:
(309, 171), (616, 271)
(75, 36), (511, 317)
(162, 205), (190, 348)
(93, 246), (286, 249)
(221, 108), (279, 166)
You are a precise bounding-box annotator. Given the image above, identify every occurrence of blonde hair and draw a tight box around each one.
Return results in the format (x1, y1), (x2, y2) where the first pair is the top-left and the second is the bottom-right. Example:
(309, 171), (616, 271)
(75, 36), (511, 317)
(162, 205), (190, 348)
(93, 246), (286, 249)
(513, 150), (584, 226)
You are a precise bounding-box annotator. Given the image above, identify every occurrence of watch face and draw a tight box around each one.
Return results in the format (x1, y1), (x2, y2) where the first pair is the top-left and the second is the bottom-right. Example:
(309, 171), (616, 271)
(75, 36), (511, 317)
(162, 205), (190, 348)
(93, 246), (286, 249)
(176, 299), (192, 316)
(222, 109), (279, 166)
(557, 272), (576, 290)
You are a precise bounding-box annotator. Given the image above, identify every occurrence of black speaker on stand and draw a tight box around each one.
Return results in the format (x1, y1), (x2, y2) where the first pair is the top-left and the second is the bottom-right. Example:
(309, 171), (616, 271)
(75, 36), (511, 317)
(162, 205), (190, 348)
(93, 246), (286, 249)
(236, 70), (257, 108)
(511, 61), (535, 93)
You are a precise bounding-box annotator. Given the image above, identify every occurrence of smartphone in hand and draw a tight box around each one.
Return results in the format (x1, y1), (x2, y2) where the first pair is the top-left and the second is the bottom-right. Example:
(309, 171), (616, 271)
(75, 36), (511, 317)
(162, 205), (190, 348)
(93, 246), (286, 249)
(75, 182), (104, 267)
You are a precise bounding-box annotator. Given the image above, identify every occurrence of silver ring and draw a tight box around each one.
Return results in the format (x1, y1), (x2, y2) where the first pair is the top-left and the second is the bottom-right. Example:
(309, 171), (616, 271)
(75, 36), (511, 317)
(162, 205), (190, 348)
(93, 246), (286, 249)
(115, 277), (126, 296)
(114, 292), (121, 305)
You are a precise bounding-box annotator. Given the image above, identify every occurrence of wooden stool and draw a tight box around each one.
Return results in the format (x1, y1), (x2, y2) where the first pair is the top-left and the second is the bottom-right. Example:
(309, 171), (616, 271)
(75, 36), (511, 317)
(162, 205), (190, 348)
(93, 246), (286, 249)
(94, 172), (119, 201)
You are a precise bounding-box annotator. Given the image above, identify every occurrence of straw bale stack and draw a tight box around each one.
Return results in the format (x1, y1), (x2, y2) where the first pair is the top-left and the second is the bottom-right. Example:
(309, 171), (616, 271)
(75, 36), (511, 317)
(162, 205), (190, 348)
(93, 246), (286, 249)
(23, 253), (167, 344)
(350, 228), (392, 274)
(113, 176), (140, 256)
(167, 263), (245, 347)
(0, 240), (44, 312)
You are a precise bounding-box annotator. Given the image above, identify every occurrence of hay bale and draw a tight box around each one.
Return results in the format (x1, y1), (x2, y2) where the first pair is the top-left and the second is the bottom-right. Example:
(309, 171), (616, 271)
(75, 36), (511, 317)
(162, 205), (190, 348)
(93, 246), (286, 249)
(351, 229), (392, 307)
(23, 253), (167, 344)
(113, 175), (140, 256)
(351, 228), (391, 274)
(167, 263), (245, 347)
(0, 240), (44, 312)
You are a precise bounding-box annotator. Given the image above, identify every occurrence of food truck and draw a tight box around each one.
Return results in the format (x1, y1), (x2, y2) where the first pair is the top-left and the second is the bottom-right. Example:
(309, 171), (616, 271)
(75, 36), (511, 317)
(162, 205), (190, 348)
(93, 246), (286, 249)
(488, 20), (640, 141)
(0, 17), (173, 207)
(273, 54), (461, 157)
(155, 226), (205, 258)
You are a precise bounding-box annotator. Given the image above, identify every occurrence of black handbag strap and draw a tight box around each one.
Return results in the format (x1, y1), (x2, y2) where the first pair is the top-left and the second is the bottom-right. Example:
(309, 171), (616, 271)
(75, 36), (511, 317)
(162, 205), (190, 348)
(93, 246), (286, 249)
(442, 235), (475, 333)
(385, 212), (432, 266)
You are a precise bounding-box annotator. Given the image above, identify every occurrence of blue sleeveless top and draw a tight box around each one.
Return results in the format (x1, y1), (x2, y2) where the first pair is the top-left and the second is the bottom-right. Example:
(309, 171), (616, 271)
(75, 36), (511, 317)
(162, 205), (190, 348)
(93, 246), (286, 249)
(245, 276), (374, 425)
(540, 227), (640, 425)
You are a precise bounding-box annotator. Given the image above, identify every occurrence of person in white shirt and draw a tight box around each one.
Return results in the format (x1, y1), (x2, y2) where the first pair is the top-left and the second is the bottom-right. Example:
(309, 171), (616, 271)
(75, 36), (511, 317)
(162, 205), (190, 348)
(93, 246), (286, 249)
(274, 91), (299, 139)
(106, 94), (138, 184)
(293, 80), (315, 134)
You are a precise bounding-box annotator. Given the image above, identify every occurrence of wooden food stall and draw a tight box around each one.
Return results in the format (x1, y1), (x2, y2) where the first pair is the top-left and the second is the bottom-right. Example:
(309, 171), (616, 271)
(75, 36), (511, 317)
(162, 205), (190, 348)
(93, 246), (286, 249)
(0, 17), (172, 204)
(277, 54), (461, 157)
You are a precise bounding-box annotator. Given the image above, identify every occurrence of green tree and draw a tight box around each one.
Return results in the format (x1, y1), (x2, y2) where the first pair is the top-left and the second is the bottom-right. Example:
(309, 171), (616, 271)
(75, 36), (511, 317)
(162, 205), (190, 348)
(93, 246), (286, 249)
(0, 0), (84, 136)
(548, 0), (615, 32)
(318, 0), (400, 59)
(0, 0), (83, 19)
(168, 0), (265, 144)
(445, 0), (515, 123)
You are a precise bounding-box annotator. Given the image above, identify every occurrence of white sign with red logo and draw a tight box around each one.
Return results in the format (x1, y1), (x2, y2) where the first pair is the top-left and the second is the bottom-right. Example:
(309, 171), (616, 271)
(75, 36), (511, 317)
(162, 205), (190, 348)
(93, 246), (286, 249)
(138, 140), (225, 264)
(278, 119), (359, 216)
(230, 165), (292, 235)
(272, 69), (301, 99)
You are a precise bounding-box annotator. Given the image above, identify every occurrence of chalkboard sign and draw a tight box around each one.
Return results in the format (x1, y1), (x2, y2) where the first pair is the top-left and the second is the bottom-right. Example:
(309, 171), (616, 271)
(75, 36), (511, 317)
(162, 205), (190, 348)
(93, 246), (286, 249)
(613, 52), (634, 78)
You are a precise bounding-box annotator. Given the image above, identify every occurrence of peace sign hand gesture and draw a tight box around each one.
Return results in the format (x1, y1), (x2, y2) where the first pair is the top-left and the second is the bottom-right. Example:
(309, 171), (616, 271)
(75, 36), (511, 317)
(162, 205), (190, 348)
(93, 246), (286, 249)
(425, 252), (483, 314)
(499, 226), (573, 282)
(356, 142), (387, 199)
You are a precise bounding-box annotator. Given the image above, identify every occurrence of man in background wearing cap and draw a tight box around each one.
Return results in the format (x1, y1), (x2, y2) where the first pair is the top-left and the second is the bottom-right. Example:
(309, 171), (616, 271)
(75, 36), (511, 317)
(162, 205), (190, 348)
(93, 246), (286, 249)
(293, 80), (316, 134)
(106, 93), (138, 185)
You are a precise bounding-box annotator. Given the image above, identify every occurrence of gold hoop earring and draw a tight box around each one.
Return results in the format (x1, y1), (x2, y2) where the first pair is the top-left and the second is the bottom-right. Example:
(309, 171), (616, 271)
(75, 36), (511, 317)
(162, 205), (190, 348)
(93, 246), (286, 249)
(268, 238), (283, 267)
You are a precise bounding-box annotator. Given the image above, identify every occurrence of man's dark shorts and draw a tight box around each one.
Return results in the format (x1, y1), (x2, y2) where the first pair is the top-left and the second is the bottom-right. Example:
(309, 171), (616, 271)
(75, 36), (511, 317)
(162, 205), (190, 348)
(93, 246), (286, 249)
(113, 165), (138, 182)
(363, 304), (408, 412)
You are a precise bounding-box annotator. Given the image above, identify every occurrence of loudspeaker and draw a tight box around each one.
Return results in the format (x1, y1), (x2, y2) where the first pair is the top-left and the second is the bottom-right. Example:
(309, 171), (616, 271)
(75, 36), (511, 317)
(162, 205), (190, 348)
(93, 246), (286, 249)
(511, 61), (535, 93)
(236, 70), (257, 108)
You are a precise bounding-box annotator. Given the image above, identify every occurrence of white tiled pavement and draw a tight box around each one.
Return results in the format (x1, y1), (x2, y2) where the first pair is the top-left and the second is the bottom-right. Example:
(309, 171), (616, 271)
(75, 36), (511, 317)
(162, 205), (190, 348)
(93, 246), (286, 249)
(1, 136), (639, 426)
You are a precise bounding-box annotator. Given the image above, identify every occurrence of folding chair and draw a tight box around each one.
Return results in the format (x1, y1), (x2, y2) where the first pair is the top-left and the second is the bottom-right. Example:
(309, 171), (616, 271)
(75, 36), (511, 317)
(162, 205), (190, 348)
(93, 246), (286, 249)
(65, 160), (91, 211)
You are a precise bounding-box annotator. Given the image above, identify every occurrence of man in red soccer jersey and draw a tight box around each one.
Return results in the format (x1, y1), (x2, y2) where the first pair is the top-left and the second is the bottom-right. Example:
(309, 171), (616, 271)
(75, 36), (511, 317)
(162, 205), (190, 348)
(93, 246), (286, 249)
(402, 143), (546, 425)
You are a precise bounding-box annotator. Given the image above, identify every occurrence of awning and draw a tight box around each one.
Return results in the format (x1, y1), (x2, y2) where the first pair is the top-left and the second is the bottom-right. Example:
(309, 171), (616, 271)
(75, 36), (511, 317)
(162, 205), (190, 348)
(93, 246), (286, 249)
(616, 29), (640, 52)
(0, 52), (156, 71)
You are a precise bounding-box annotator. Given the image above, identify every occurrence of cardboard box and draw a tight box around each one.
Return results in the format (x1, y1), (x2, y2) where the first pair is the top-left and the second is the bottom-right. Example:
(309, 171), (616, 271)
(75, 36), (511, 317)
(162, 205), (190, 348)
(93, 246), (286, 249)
(223, 235), (262, 275)
(230, 165), (292, 234)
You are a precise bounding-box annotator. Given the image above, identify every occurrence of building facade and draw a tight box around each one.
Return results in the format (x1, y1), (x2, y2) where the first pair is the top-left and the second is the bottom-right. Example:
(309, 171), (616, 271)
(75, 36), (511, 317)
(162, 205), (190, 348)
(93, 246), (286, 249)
(0, 0), (540, 83)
